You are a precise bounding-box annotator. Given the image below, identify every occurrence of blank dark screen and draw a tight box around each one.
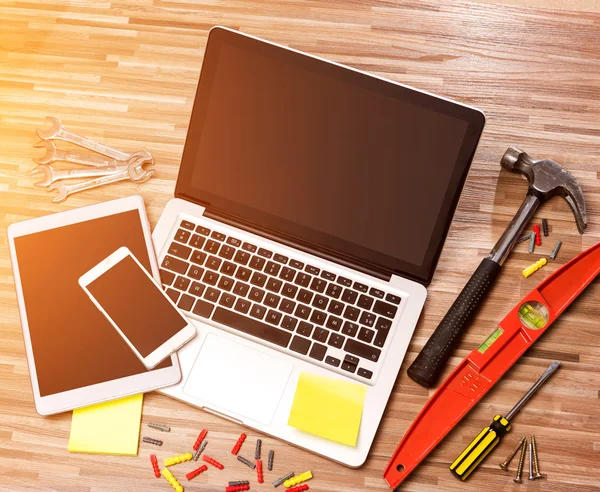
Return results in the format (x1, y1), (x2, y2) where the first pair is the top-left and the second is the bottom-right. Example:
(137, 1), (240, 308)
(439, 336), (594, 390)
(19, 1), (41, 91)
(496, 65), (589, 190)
(87, 254), (188, 357)
(189, 40), (469, 269)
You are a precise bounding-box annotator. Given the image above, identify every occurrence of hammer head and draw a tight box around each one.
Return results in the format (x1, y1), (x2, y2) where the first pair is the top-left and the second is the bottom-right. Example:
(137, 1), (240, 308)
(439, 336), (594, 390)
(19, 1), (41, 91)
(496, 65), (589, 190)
(501, 147), (587, 234)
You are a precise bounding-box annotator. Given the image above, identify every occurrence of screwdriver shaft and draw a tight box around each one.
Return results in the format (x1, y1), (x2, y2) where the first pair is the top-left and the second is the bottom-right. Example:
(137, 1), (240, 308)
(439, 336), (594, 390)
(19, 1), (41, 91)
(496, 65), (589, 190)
(506, 361), (559, 420)
(450, 361), (560, 481)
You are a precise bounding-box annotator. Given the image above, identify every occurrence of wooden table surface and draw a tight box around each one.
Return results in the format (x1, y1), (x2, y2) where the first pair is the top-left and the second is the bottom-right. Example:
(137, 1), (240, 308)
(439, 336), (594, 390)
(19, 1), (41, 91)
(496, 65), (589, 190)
(1, 1), (599, 491)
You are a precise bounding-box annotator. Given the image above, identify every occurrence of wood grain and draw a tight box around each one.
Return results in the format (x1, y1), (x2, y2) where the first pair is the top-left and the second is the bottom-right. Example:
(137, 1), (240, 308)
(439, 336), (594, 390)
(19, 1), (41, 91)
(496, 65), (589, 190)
(1, 1), (599, 491)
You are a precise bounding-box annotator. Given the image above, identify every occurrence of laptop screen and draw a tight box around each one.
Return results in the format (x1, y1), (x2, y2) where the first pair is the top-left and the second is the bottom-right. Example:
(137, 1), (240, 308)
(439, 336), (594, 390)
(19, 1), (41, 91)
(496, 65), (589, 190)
(176, 27), (485, 284)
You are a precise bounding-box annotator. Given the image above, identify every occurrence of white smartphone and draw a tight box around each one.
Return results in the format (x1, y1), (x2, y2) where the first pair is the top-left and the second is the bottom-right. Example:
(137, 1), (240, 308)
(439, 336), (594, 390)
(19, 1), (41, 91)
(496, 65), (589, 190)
(79, 246), (196, 369)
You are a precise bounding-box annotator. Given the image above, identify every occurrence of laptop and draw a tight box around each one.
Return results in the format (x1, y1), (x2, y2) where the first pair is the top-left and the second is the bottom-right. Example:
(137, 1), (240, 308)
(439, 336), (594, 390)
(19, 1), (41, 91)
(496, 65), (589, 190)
(152, 26), (485, 467)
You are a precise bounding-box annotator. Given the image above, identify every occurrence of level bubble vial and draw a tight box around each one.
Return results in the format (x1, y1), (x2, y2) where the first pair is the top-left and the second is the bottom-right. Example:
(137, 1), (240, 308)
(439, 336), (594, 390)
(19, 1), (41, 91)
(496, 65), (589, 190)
(518, 301), (549, 330)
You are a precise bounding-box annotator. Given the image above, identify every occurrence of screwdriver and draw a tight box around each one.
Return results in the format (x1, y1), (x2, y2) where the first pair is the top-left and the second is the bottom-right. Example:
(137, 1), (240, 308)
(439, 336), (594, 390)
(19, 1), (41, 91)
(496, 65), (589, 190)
(450, 360), (559, 480)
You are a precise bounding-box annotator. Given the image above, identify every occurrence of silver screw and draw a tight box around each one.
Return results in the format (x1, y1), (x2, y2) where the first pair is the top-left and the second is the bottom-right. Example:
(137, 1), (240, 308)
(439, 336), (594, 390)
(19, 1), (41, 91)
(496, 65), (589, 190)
(531, 435), (544, 479)
(528, 440), (535, 480)
(514, 437), (527, 483)
(500, 436), (526, 471)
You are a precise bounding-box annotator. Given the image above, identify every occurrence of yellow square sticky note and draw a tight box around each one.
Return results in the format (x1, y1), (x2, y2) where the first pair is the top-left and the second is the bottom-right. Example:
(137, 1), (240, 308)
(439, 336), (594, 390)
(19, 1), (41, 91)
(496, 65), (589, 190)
(287, 372), (367, 446)
(68, 394), (143, 456)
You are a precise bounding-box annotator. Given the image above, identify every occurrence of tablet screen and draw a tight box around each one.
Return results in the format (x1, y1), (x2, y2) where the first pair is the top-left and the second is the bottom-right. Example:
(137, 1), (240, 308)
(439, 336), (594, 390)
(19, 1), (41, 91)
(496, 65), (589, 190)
(13, 210), (172, 397)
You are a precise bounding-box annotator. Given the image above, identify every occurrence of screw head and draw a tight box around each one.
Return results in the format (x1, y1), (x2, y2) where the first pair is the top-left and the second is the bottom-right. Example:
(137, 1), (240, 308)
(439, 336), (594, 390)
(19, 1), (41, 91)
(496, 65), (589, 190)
(513, 478), (522, 484)
(499, 463), (508, 471)
(533, 472), (545, 480)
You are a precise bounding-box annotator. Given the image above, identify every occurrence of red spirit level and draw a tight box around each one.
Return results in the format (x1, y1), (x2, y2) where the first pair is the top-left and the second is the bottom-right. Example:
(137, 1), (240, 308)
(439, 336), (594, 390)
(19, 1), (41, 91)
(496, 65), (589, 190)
(384, 241), (600, 489)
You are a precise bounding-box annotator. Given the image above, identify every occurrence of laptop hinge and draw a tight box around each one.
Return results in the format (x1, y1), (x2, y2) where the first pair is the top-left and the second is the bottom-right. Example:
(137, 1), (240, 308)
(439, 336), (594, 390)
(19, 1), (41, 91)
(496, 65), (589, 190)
(203, 207), (392, 282)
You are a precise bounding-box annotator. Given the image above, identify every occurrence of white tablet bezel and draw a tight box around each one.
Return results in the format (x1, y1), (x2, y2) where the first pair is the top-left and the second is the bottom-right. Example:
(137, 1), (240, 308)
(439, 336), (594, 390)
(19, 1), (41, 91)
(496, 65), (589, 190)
(7, 195), (181, 415)
(79, 246), (196, 370)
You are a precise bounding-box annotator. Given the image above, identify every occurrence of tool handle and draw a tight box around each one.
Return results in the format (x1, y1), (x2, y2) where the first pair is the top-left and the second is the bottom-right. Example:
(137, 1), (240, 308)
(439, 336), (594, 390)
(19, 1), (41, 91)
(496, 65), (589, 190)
(408, 257), (501, 388)
(449, 415), (511, 480)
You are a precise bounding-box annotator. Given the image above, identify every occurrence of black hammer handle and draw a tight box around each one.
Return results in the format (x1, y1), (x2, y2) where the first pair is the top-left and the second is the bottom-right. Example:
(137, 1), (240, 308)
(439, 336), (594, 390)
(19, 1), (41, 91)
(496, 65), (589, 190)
(407, 257), (501, 388)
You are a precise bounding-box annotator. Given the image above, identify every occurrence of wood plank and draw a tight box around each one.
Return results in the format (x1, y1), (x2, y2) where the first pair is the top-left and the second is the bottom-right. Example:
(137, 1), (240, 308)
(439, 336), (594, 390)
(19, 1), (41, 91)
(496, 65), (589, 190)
(0, 1), (599, 491)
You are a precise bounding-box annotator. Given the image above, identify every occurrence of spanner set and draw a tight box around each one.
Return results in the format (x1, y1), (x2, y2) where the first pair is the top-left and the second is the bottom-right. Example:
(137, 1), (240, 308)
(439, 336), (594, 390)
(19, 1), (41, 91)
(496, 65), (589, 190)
(32, 116), (155, 203)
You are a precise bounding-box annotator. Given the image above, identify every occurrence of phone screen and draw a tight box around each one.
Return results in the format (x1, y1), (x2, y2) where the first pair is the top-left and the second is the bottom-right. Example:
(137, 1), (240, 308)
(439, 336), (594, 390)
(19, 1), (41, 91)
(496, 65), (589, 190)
(87, 254), (188, 357)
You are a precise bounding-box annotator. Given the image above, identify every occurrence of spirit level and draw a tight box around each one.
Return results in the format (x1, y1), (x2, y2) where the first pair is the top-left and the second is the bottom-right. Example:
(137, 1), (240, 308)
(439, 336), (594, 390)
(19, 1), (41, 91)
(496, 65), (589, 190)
(384, 242), (600, 489)
(449, 360), (558, 480)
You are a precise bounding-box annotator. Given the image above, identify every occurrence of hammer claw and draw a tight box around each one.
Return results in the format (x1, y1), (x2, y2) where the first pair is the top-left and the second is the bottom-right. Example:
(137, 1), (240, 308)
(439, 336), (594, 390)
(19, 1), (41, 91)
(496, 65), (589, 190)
(565, 194), (587, 234)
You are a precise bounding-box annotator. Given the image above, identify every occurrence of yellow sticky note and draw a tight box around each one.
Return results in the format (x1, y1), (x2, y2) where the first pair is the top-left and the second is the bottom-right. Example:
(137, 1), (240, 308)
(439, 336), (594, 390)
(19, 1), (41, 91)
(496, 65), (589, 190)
(287, 372), (367, 446)
(68, 394), (143, 455)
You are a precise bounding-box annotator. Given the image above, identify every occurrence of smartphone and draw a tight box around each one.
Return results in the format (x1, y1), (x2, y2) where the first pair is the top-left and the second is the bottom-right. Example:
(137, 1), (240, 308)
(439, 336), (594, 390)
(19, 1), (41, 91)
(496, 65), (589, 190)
(79, 246), (196, 369)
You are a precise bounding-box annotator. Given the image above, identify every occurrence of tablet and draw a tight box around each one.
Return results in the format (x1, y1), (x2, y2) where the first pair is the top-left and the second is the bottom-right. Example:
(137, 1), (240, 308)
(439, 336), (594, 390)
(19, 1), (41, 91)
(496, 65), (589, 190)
(7, 196), (181, 415)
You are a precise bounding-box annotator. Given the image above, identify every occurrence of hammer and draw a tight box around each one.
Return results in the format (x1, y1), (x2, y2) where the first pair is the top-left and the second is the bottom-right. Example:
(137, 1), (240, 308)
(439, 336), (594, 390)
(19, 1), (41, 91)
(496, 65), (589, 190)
(408, 147), (587, 388)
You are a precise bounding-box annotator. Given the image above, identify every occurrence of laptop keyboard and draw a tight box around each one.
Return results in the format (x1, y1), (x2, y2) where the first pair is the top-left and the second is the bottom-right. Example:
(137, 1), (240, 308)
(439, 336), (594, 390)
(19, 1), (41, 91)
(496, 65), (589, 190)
(159, 220), (402, 382)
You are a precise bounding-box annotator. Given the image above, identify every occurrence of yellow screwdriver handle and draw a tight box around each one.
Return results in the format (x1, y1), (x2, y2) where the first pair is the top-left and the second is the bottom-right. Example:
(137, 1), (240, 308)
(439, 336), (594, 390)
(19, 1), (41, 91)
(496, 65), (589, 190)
(450, 415), (511, 480)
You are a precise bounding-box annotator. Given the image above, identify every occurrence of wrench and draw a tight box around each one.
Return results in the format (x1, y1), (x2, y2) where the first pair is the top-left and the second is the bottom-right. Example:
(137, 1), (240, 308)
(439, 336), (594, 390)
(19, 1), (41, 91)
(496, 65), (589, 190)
(47, 159), (155, 203)
(32, 163), (130, 188)
(33, 140), (124, 167)
(37, 116), (153, 163)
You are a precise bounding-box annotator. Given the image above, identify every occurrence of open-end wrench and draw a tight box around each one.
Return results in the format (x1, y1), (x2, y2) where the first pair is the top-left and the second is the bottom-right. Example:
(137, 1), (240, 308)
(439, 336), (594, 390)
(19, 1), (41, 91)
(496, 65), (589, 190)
(37, 116), (153, 163)
(32, 163), (130, 188)
(33, 140), (123, 167)
(47, 160), (155, 203)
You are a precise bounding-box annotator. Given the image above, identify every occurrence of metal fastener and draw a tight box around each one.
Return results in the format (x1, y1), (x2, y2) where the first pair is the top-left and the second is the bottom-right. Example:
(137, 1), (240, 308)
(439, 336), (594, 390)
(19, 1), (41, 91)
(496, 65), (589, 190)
(255, 438), (262, 459)
(147, 423), (170, 432)
(550, 240), (562, 260)
(528, 233), (536, 253)
(273, 471), (295, 488)
(192, 446), (202, 462)
(513, 437), (527, 483)
(142, 436), (163, 446)
(268, 449), (274, 471)
(499, 436), (526, 471)
(237, 455), (256, 469)
(528, 440), (535, 480)
(531, 435), (544, 479)
(517, 233), (532, 244)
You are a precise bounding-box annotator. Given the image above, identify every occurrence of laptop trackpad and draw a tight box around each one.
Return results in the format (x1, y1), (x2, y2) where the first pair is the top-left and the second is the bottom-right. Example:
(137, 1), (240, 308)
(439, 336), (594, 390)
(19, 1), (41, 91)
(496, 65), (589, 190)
(183, 334), (294, 425)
